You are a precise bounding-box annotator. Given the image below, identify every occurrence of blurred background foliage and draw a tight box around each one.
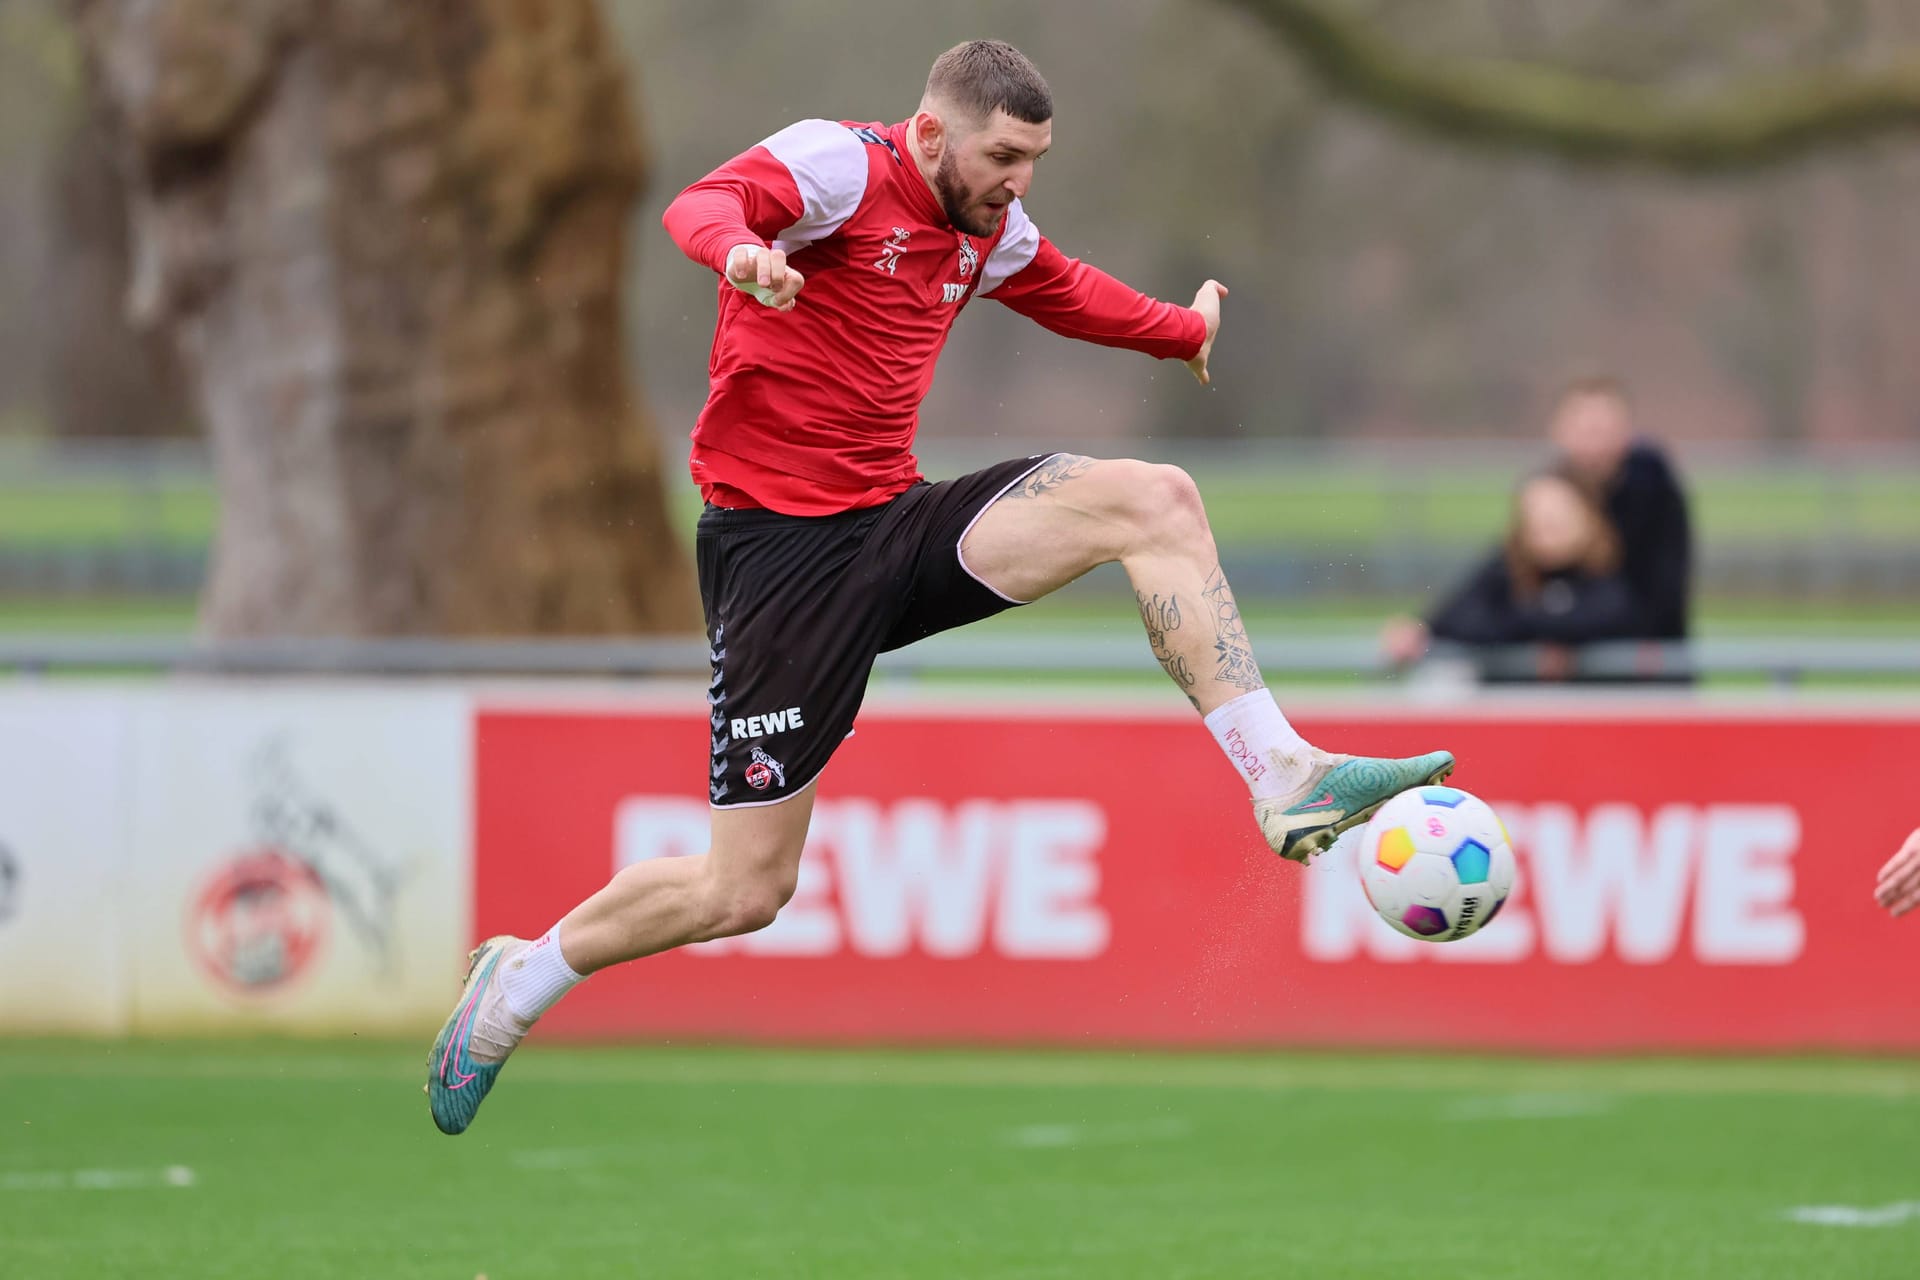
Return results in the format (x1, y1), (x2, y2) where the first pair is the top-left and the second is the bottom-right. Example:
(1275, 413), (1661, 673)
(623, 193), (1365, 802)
(5, 0), (1920, 447)
(3, 0), (1918, 638)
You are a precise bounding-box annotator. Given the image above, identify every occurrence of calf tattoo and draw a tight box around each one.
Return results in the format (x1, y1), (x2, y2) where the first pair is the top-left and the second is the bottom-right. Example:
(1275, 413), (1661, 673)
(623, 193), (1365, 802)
(1203, 565), (1264, 694)
(1137, 590), (1198, 707)
(1007, 453), (1094, 499)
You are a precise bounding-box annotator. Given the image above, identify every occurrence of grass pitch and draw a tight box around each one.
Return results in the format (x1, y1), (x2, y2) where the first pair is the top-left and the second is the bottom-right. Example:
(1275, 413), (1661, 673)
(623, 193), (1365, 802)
(2, 1041), (1917, 1278)
(7, 465), (1920, 549)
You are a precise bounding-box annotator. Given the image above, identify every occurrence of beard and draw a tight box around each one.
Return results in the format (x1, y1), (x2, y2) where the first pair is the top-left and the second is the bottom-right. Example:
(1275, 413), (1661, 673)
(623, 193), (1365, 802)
(934, 150), (1002, 237)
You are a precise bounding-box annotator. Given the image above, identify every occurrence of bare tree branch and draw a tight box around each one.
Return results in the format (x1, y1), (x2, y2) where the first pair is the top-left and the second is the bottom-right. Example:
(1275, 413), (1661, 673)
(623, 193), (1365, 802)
(1227, 0), (1920, 170)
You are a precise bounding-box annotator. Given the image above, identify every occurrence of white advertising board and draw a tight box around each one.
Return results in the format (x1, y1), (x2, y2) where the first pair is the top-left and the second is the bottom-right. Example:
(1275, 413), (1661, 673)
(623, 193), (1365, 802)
(0, 690), (133, 1032)
(124, 684), (471, 1035)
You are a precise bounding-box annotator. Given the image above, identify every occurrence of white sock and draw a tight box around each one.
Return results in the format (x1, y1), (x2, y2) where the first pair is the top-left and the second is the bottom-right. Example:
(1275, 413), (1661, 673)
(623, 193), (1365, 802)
(1204, 689), (1321, 801)
(498, 924), (584, 1023)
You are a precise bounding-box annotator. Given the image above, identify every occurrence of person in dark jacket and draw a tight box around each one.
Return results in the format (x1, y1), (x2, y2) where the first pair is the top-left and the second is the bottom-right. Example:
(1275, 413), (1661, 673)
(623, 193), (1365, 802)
(1382, 377), (1693, 668)
(1383, 466), (1644, 663)
(1550, 376), (1691, 640)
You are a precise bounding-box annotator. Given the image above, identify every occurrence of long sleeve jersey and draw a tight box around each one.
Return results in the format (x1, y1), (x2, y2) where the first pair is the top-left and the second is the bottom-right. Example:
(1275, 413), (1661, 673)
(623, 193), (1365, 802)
(663, 117), (1207, 514)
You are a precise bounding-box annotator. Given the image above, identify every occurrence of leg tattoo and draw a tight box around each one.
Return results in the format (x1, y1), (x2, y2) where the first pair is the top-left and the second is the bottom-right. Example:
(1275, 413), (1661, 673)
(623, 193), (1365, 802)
(1202, 565), (1265, 695)
(1137, 590), (1199, 709)
(1006, 454), (1094, 499)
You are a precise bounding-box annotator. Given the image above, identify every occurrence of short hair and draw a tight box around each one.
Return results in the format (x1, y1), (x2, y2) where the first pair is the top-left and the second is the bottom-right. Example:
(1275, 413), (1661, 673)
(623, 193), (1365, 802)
(1555, 375), (1631, 410)
(924, 41), (1052, 126)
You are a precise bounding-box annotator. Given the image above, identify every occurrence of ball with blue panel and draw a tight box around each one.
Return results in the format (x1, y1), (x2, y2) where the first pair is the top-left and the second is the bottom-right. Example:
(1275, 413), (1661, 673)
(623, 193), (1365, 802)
(1356, 784), (1516, 942)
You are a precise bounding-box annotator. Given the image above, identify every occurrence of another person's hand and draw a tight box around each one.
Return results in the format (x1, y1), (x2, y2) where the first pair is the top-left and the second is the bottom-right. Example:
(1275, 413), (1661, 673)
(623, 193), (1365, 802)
(1874, 827), (1920, 917)
(1184, 279), (1228, 386)
(1380, 615), (1430, 665)
(1535, 642), (1574, 682)
(725, 244), (805, 311)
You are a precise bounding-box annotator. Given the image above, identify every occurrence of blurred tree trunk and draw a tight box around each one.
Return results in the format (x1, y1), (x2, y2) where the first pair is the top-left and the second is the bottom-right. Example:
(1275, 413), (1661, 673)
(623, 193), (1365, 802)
(72, 0), (699, 637)
(47, 98), (191, 439)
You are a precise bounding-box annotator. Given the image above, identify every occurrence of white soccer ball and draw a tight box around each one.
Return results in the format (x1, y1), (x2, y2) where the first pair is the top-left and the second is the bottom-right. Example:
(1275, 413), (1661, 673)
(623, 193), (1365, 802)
(1356, 785), (1516, 942)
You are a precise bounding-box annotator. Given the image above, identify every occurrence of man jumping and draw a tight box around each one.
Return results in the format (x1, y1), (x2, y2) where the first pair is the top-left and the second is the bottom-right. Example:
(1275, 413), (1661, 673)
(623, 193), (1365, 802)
(428, 39), (1454, 1134)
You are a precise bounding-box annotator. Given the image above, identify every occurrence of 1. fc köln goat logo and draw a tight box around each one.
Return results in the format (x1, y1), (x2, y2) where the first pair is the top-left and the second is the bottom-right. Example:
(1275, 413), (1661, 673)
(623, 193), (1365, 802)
(875, 227), (911, 275)
(745, 747), (787, 791)
(957, 236), (978, 279)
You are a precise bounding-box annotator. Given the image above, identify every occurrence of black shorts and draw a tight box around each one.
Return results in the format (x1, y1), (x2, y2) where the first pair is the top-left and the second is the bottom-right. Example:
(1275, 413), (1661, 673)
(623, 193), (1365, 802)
(698, 454), (1054, 807)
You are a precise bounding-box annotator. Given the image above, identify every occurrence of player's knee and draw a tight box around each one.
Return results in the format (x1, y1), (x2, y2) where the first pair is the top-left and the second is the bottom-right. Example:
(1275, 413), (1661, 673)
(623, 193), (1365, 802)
(708, 868), (798, 938)
(734, 879), (794, 935)
(1124, 462), (1210, 548)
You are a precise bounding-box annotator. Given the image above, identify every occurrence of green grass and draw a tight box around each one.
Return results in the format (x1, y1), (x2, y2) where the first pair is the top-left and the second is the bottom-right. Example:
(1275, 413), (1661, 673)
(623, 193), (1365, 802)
(7, 467), (1920, 550)
(1187, 468), (1920, 546)
(0, 596), (197, 632)
(2, 1041), (1917, 1279)
(5, 587), (1918, 641)
(0, 484), (216, 546)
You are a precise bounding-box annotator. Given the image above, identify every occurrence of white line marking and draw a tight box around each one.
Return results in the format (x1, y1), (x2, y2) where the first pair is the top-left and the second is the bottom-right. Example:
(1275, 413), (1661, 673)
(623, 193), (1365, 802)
(1001, 1118), (1191, 1149)
(0, 1165), (195, 1192)
(1785, 1201), (1920, 1228)
(1443, 1092), (1617, 1121)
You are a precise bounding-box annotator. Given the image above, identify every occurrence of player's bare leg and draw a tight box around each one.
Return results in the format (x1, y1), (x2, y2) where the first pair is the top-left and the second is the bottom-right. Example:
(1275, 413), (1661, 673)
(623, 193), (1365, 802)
(559, 787), (817, 967)
(962, 454), (1453, 862)
(965, 455), (1255, 715)
(427, 788), (816, 1134)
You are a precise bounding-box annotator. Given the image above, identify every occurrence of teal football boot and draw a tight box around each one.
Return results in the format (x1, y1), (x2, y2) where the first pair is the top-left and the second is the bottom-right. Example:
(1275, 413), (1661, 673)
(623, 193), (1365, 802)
(1256, 751), (1457, 864)
(426, 935), (525, 1135)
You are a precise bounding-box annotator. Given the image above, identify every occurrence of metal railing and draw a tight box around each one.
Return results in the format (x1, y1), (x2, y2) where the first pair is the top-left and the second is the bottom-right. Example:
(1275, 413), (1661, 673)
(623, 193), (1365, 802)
(0, 633), (1914, 686)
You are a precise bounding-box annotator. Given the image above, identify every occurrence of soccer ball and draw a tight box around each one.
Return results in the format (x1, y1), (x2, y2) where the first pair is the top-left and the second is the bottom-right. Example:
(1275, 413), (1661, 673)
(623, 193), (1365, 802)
(1356, 785), (1516, 942)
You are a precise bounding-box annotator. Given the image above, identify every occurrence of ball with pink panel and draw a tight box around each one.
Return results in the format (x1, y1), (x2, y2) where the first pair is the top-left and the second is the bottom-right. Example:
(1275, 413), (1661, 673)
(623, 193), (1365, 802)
(1357, 786), (1517, 942)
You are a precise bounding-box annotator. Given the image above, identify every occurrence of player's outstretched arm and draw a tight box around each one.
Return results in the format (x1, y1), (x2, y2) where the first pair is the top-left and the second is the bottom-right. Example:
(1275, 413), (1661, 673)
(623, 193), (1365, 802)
(1874, 827), (1920, 917)
(982, 216), (1212, 367)
(1184, 279), (1227, 386)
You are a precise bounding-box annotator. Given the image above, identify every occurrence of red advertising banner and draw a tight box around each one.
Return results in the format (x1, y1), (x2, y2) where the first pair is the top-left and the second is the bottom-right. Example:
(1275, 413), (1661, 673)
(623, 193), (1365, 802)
(473, 700), (1920, 1050)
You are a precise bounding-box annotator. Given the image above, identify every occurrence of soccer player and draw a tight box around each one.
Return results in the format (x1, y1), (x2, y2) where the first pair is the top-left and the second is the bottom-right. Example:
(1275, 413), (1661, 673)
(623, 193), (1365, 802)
(428, 40), (1455, 1134)
(1874, 828), (1920, 917)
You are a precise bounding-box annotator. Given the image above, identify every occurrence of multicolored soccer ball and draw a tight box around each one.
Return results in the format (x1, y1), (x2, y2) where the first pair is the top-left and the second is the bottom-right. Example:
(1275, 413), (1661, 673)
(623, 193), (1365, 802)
(1357, 786), (1516, 942)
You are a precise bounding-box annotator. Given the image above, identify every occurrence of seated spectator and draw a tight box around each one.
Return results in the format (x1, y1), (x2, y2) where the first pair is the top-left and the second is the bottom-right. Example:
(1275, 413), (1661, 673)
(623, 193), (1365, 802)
(1381, 466), (1649, 663)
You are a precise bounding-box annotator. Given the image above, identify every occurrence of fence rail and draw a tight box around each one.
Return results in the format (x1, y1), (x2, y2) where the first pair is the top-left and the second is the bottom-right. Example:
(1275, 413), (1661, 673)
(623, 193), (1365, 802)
(1, 634), (1914, 686)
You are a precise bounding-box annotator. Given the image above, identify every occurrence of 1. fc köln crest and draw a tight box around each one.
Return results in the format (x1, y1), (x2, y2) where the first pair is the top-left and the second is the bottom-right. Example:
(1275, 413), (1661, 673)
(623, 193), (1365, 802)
(745, 747), (787, 791)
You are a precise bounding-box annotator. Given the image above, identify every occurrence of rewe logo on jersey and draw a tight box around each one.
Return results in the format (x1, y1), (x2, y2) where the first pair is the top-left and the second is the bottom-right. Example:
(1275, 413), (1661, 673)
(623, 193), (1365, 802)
(1302, 801), (1805, 965)
(616, 795), (1110, 959)
(730, 706), (805, 740)
(875, 227), (911, 275)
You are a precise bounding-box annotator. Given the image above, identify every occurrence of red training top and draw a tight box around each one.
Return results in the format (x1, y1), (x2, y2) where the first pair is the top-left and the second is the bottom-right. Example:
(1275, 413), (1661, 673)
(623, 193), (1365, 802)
(662, 118), (1206, 515)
